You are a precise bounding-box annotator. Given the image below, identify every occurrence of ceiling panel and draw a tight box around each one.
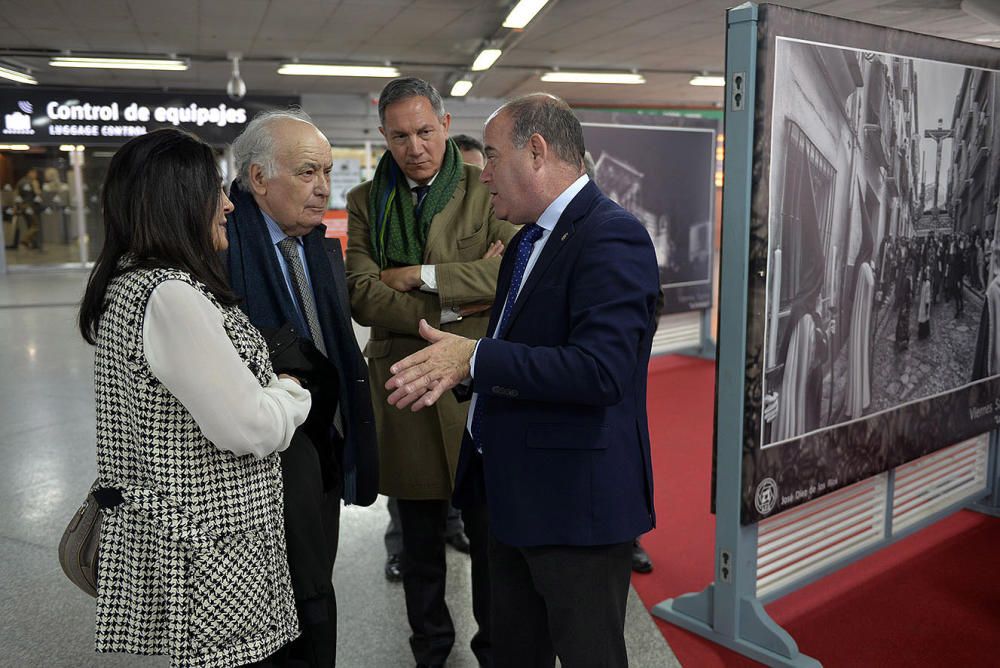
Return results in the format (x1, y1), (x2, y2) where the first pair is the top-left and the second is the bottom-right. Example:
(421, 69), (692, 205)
(0, 0), (996, 110)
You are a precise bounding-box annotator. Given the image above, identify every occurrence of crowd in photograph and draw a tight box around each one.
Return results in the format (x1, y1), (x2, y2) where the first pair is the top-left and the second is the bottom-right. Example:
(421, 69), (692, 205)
(874, 227), (993, 350)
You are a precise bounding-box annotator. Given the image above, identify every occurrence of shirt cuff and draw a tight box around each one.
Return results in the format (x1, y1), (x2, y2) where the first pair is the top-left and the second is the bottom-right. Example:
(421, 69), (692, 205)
(469, 339), (482, 379)
(420, 264), (438, 292)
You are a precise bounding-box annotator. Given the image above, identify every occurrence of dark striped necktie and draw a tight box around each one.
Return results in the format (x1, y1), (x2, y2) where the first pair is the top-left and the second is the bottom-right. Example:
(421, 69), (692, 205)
(277, 236), (327, 356)
(413, 184), (430, 217)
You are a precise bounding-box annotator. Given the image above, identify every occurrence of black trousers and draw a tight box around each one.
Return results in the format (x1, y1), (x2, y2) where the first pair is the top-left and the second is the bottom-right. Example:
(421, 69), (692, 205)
(278, 432), (342, 667)
(396, 498), (491, 666)
(488, 535), (633, 668)
(386, 496), (465, 557)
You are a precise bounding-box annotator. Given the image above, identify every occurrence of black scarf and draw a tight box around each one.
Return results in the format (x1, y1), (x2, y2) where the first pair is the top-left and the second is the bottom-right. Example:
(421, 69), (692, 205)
(224, 180), (375, 504)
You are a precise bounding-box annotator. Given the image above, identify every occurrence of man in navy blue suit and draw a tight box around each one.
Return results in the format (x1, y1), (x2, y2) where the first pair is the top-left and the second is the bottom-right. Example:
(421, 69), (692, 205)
(384, 94), (660, 667)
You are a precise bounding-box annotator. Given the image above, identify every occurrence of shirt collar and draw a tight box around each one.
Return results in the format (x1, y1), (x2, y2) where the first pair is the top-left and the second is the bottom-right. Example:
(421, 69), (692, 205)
(405, 172), (438, 191)
(261, 208), (299, 247)
(535, 174), (589, 232)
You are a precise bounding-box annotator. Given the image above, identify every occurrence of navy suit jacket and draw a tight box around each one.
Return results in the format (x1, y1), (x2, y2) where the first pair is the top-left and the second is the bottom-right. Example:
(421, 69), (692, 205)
(452, 180), (660, 547)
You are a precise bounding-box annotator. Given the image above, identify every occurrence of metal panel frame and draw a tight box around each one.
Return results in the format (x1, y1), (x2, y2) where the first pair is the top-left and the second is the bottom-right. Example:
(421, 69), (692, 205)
(651, 4), (1000, 666)
(652, 310), (704, 356)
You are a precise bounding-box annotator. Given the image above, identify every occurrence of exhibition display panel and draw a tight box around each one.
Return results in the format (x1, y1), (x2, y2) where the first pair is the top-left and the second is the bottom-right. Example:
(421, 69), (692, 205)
(653, 4), (1000, 666)
(577, 109), (720, 357)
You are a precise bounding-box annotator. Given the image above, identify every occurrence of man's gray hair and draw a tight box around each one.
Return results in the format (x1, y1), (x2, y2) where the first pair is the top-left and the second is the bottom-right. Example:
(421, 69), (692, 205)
(378, 77), (446, 127)
(496, 93), (585, 170)
(583, 150), (596, 179)
(231, 108), (318, 185)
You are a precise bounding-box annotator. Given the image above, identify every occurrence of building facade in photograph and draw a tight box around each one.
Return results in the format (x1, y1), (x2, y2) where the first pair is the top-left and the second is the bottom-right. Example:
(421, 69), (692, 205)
(947, 69), (1000, 242)
(764, 40), (921, 445)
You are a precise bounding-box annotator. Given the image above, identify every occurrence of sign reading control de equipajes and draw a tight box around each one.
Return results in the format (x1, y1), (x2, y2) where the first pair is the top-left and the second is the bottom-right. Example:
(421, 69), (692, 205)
(0, 87), (300, 146)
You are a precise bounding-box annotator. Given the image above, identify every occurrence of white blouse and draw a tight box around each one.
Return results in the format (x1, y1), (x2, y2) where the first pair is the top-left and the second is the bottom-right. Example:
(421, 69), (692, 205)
(142, 280), (311, 458)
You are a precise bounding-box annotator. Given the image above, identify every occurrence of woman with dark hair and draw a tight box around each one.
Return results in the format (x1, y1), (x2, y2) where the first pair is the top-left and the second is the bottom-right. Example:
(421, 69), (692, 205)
(79, 129), (309, 667)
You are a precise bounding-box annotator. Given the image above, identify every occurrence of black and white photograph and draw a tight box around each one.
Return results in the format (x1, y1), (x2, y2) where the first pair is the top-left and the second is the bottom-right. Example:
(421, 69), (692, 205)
(581, 122), (715, 314)
(761, 37), (1000, 450)
(736, 19), (1000, 524)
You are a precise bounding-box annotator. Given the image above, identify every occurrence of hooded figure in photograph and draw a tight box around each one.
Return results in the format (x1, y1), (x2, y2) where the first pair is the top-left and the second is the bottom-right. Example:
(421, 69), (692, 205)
(770, 216), (828, 442)
(846, 186), (874, 419)
(972, 240), (1000, 379)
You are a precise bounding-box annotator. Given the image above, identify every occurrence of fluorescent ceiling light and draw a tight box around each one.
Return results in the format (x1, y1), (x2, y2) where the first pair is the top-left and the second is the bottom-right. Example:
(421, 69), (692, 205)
(277, 63), (399, 77)
(471, 49), (502, 72)
(0, 65), (37, 85)
(690, 75), (725, 87)
(450, 80), (473, 97)
(50, 56), (188, 71)
(503, 0), (550, 29)
(59, 144), (85, 152)
(0, 145), (31, 150)
(540, 71), (645, 85)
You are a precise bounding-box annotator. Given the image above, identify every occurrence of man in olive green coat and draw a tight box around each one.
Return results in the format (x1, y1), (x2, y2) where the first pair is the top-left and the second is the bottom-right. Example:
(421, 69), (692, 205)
(345, 77), (515, 668)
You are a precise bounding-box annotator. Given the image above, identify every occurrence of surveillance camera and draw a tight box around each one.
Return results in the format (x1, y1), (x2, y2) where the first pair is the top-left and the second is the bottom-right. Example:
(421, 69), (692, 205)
(227, 75), (247, 101)
(227, 54), (246, 101)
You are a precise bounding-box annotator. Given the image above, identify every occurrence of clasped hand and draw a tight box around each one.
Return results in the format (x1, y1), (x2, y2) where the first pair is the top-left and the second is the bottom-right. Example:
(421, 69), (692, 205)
(385, 319), (477, 411)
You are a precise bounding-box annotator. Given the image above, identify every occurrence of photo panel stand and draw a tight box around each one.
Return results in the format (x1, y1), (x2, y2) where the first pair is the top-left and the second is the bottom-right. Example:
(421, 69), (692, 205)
(653, 4), (1000, 666)
(652, 5), (819, 666)
(688, 304), (717, 360)
(970, 431), (1000, 517)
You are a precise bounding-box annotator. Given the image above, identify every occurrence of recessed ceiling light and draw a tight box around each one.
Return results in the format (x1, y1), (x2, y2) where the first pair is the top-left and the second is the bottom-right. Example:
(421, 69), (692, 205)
(471, 49), (503, 72)
(690, 75), (726, 87)
(0, 65), (38, 85)
(503, 0), (550, 29)
(277, 63), (400, 77)
(450, 80), (473, 97)
(50, 57), (188, 71)
(540, 71), (645, 85)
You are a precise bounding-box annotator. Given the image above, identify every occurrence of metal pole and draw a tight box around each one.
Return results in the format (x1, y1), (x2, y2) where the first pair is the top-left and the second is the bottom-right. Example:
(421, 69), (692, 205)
(70, 148), (87, 265)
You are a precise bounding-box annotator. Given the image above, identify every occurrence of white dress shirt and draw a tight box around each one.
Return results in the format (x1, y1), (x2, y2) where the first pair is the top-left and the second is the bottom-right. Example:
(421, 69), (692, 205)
(465, 174), (590, 434)
(142, 280), (312, 458)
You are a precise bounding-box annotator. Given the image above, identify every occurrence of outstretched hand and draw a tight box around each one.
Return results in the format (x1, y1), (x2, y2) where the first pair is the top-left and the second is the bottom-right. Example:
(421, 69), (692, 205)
(386, 319), (477, 411)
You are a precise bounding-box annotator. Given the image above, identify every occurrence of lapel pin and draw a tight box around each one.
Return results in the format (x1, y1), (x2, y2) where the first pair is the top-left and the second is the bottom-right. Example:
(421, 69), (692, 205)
(560, 232), (569, 241)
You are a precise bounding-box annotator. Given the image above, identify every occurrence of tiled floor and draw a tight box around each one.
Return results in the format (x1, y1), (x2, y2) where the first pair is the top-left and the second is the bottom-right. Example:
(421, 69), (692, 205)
(0, 270), (679, 667)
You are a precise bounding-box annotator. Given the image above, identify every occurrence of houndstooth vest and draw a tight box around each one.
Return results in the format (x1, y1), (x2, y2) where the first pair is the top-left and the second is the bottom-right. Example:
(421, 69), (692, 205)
(93, 265), (299, 668)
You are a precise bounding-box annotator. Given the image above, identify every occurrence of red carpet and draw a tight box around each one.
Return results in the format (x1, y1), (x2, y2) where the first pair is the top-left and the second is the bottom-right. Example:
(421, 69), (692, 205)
(632, 355), (1000, 667)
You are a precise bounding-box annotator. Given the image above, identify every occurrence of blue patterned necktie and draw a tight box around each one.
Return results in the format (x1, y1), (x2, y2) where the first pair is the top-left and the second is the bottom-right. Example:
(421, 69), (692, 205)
(470, 223), (545, 452)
